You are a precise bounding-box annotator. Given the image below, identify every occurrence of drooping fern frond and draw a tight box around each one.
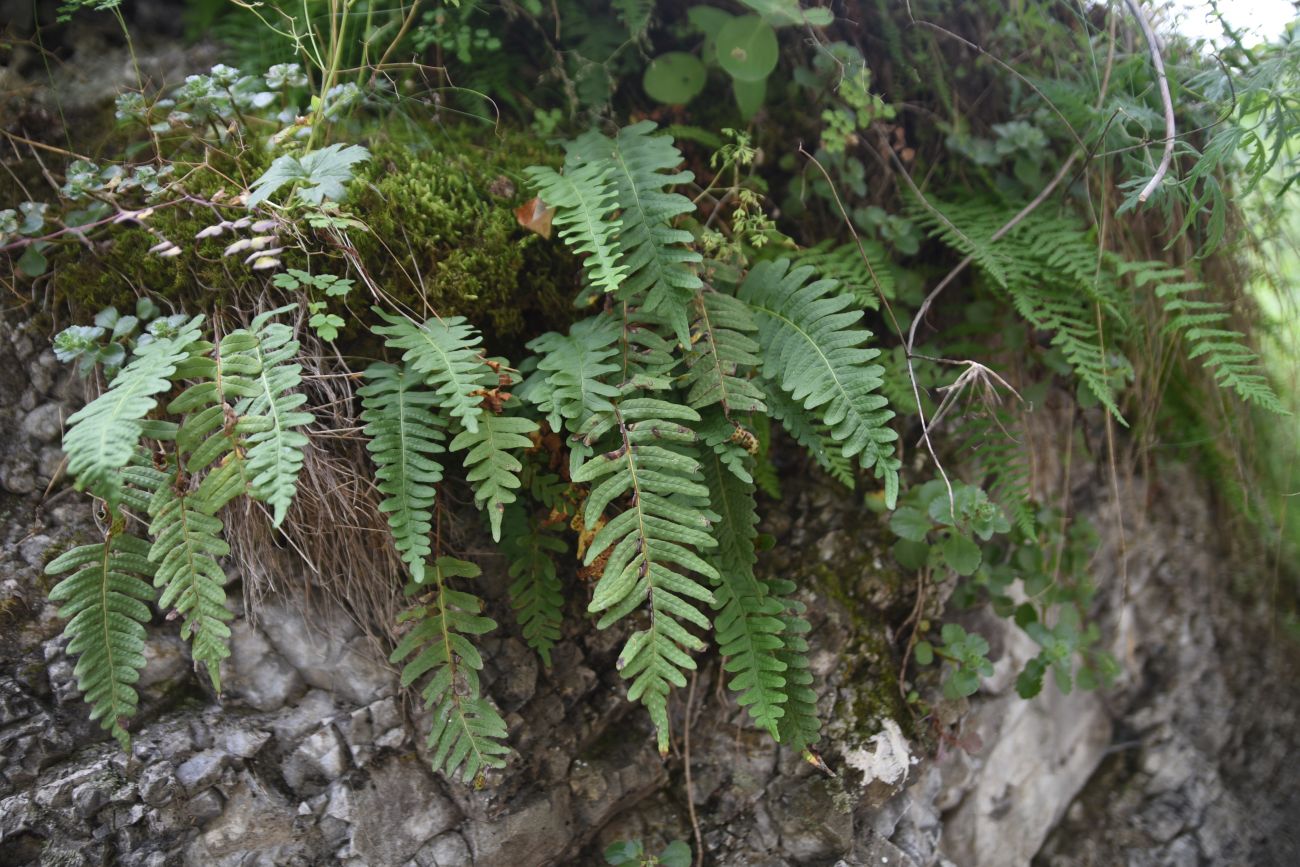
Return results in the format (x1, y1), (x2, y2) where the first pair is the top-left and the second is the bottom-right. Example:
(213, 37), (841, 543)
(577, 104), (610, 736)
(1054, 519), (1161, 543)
(569, 121), (702, 342)
(740, 259), (899, 503)
(63, 316), (205, 504)
(701, 448), (788, 739)
(450, 409), (538, 542)
(526, 158), (626, 295)
(242, 310), (312, 526)
(770, 578), (821, 752)
(147, 477), (233, 690)
(1119, 260), (1284, 412)
(372, 309), (490, 434)
(389, 556), (510, 785)
(683, 290), (767, 416)
(763, 386), (856, 488)
(359, 362), (447, 584)
(501, 504), (566, 667)
(573, 398), (718, 753)
(45, 518), (156, 749)
(697, 408), (757, 484)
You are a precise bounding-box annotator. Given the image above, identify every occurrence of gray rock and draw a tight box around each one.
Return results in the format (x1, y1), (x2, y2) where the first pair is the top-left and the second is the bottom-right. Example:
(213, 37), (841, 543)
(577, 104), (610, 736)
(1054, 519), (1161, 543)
(137, 764), (176, 807)
(464, 788), (573, 865)
(176, 750), (226, 794)
(220, 728), (271, 760)
(20, 403), (64, 443)
(258, 600), (395, 706)
(347, 758), (460, 866)
(413, 831), (471, 866)
(772, 775), (854, 862)
(281, 725), (350, 792)
(221, 618), (306, 712)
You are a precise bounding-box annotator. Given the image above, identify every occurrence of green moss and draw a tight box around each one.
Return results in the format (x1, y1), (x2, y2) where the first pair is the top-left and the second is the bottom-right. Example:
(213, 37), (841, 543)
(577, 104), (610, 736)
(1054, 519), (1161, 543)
(351, 127), (579, 350)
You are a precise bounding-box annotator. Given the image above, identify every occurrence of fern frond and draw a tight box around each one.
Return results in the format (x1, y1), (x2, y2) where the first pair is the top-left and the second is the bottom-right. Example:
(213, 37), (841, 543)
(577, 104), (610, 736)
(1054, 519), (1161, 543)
(372, 308), (490, 434)
(147, 479), (233, 690)
(569, 122), (702, 342)
(794, 239), (895, 310)
(701, 448), (788, 738)
(390, 556), (510, 785)
(771, 579), (821, 751)
(241, 311), (312, 526)
(63, 316), (205, 504)
(450, 409), (538, 542)
(573, 398), (718, 753)
(697, 407), (755, 484)
(740, 260), (899, 501)
(683, 290), (767, 416)
(523, 315), (623, 435)
(526, 159), (626, 294)
(1120, 261), (1284, 412)
(45, 520), (156, 749)
(501, 504), (566, 667)
(763, 386), (856, 488)
(359, 362), (447, 583)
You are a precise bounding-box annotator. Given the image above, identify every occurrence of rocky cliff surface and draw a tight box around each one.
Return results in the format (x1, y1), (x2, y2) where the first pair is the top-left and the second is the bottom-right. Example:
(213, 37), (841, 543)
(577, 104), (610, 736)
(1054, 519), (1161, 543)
(2, 303), (1297, 867)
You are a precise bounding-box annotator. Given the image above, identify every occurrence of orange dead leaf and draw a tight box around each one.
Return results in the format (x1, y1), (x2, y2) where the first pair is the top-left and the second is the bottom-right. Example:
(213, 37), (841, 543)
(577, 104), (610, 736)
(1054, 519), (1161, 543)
(515, 196), (556, 239)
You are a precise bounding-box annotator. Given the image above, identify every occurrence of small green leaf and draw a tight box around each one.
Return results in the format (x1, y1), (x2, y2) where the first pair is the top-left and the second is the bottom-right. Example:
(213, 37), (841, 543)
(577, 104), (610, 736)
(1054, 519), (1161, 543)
(603, 840), (643, 865)
(18, 244), (49, 277)
(643, 53), (707, 105)
(892, 538), (930, 570)
(889, 506), (931, 542)
(914, 640), (933, 666)
(659, 840), (692, 867)
(716, 15), (779, 83)
(945, 667), (980, 699)
(941, 533), (981, 575)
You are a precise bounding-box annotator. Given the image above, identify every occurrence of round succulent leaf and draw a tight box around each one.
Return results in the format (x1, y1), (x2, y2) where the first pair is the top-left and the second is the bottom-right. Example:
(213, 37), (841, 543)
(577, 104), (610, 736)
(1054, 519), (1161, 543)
(716, 15), (779, 83)
(643, 52), (708, 105)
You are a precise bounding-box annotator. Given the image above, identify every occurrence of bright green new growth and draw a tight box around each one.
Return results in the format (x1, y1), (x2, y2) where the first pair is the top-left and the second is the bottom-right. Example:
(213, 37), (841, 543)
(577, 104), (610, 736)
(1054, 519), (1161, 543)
(525, 159), (626, 294)
(45, 525), (156, 750)
(389, 556), (510, 784)
(359, 362), (447, 584)
(372, 308), (491, 434)
(243, 311), (313, 526)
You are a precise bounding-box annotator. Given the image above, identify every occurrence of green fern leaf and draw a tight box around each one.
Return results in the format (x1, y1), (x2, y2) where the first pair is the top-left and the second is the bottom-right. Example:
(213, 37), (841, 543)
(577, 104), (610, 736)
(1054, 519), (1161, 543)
(147, 479), (233, 690)
(390, 556), (510, 785)
(683, 290), (767, 415)
(372, 308), (491, 434)
(523, 315), (623, 435)
(526, 159), (626, 294)
(573, 398), (718, 753)
(794, 239), (896, 310)
(761, 386), (856, 487)
(450, 410), (538, 542)
(241, 311), (312, 525)
(771, 579), (821, 751)
(501, 504), (567, 667)
(63, 316), (205, 504)
(46, 520), (157, 749)
(701, 448), (788, 738)
(740, 260), (899, 501)
(359, 362), (447, 583)
(568, 122), (702, 342)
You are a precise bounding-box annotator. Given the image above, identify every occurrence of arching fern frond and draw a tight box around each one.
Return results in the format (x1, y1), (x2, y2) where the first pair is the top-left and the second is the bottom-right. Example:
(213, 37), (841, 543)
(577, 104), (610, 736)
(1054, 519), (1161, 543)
(573, 398), (718, 753)
(372, 309), (489, 434)
(501, 504), (566, 668)
(390, 556), (510, 785)
(359, 362), (447, 584)
(763, 386), (856, 488)
(63, 316), (205, 505)
(45, 519), (156, 749)
(701, 448), (788, 739)
(569, 121), (702, 343)
(523, 315), (623, 435)
(1119, 260), (1284, 413)
(740, 259), (899, 503)
(526, 158), (626, 295)
(242, 311), (312, 526)
(450, 409), (538, 542)
(794, 239), (895, 310)
(771, 579), (821, 752)
(147, 478), (233, 690)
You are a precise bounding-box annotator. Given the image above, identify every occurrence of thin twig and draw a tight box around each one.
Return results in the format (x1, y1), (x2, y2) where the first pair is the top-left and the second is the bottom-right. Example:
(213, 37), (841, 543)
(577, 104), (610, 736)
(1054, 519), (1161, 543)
(1124, 0), (1176, 202)
(684, 670), (704, 867)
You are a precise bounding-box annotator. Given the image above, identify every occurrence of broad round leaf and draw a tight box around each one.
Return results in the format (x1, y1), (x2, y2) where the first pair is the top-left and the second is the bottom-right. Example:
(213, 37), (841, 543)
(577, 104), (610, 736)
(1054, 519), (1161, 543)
(941, 532), (981, 576)
(716, 15), (779, 83)
(643, 53), (707, 105)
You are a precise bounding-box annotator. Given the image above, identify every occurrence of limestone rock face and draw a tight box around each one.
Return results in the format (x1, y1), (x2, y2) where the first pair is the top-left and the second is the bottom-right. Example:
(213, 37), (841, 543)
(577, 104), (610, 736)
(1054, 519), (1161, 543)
(1, 299), (1297, 867)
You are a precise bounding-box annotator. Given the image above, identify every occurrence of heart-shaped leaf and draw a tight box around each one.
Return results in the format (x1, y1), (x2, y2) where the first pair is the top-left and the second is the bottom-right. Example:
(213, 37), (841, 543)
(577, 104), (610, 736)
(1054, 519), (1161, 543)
(643, 52), (707, 105)
(717, 15), (779, 83)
